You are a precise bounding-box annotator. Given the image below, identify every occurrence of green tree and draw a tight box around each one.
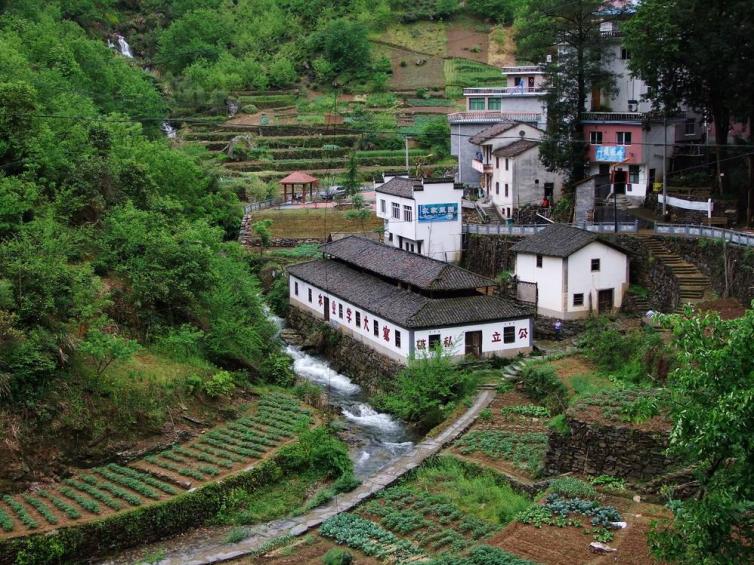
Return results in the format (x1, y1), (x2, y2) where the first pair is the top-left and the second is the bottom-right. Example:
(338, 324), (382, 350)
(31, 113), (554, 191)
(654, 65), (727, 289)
(252, 218), (273, 255)
(623, 0), (754, 203)
(466, 0), (523, 25)
(345, 194), (371, 233)
(516, 0), (616, 182)
(79, 328), (141, 378)
(418, 116), (450, 158)
(650, 308), (754, 563)
(309, 19), (371, 76)
(342, 153), (360, 197)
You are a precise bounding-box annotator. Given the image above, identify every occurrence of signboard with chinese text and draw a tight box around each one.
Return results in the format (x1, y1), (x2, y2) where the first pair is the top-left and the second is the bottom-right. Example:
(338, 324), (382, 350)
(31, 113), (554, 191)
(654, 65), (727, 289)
(417, 203), (459, 223)
(595, 145), (626, 162)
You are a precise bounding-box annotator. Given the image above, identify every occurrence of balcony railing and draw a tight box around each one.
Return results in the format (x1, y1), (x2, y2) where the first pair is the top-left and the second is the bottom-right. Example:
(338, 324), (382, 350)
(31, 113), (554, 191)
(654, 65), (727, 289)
(500, 65), (544, 74)
(600, 30), (623, 38)
(464, 86), (546, 96)
(449, 111), (542, 124)
(581, 111), (687, 122)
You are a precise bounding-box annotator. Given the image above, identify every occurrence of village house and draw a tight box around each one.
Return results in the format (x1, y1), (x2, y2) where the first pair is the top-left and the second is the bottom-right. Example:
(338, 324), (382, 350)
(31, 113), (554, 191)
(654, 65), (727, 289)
(512, 224), (629, 319)
(468, 122), (564, 219)
(449, 65), (547, 187)
(374, 175), (463, 263)
(287, 236), (534, 363)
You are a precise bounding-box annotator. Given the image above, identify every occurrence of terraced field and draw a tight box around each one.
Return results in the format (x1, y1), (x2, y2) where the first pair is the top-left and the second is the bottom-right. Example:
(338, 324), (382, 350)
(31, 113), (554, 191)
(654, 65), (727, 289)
(0, 393), (312, 539)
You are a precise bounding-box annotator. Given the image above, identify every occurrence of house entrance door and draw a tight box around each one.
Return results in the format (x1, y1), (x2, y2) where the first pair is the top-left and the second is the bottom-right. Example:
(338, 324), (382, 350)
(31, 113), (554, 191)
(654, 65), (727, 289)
(597, 289), (614, 313)
(323, 296), (330, 321)
(465, 331), (482, 357)
(613, 170), (627, 194)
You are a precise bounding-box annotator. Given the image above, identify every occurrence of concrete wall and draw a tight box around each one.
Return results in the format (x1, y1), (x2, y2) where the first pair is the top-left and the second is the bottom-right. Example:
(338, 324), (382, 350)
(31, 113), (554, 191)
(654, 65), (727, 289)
(566, 242), (629, 316)
(491, 147), (564, 216)
(450, 122), (487, 186)
(516, 253), (564, 315)
(413, 318), (533, 360)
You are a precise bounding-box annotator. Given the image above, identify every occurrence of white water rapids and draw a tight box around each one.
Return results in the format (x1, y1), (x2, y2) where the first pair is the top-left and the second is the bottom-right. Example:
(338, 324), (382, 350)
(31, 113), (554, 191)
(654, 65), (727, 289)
(266, 308), (416, 478)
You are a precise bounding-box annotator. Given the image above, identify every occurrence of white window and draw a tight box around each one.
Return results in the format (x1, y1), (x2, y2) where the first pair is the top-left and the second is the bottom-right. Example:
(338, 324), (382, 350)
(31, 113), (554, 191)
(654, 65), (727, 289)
(574, 293), (584, 306)
(403, 205), (413, 222)
(380, 199), (386, 213)
(590, 131), (603, 144)
(616, 131), (632, 145)
(503, 327), (515, 343)
(591, 259), (601, 272)
(391, 202), (400, 219)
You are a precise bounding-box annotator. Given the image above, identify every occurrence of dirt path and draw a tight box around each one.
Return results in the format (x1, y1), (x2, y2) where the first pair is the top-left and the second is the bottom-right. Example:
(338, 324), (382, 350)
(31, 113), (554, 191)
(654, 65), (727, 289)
(103, 388), (497, 565)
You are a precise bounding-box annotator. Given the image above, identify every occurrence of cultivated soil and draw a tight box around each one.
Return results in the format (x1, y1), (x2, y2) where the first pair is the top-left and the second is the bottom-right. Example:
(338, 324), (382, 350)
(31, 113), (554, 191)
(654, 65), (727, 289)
(446, 22), (489, 62)
(242, 535), (380, 564)
(490, 494), (671, 565)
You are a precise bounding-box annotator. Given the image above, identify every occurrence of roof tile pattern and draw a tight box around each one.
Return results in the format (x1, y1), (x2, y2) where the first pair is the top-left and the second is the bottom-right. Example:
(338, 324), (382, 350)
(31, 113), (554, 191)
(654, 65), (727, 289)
(375, 177), (417, 199)
(320, 236), (495, 290)
(511, 224), (612, 257)
(493, 139), (540, 158)
(469, 122), (517, 145)
(287, 260), (529, 328)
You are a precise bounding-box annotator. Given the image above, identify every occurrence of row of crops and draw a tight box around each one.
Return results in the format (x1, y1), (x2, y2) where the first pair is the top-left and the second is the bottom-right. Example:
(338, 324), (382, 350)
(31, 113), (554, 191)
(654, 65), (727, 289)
(0, 393), (310, 537)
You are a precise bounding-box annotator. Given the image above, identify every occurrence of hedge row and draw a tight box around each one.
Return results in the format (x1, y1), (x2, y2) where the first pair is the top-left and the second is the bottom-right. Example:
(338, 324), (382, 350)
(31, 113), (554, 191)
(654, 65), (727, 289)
(226, 154), (431, 172)
(0, 459), (283, 565)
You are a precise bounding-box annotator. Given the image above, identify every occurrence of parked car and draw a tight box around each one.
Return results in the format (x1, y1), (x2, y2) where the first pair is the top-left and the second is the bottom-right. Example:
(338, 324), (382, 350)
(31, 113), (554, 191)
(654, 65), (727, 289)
(318, 185), (347, 200)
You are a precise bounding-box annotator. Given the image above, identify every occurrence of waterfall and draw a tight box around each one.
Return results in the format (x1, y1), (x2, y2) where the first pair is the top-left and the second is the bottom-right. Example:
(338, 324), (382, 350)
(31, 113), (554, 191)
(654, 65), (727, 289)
(115, 34), (133, 58)
(161, 122), (177, 139)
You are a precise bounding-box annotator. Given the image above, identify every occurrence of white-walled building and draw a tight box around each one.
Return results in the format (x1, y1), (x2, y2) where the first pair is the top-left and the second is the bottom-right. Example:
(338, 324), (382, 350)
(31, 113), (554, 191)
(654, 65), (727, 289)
(512, 224), (629, 319)
(375, 175), (463, 263)
(287, 236), (534, 363)
(468, 122), (565, 219)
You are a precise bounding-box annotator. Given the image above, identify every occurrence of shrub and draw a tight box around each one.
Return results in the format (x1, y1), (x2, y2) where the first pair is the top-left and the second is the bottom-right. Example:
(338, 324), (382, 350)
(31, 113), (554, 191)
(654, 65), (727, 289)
(322, 547), (353, 565)
(224, 527), (250, 544)
(547, 414), (570, 434)
(202, 371), (236, 398)
(548, 477), (598, 500)
(519, 364), (568, 414)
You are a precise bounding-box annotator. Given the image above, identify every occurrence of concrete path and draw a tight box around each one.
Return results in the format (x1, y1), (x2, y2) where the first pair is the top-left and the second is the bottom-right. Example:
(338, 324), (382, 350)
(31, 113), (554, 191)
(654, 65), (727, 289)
(153, 388), (496, 565)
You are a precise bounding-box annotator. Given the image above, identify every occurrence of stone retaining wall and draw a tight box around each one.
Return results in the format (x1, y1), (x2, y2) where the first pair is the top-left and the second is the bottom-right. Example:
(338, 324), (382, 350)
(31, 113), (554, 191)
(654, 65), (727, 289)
(544, 415), (672, 480)
(662, 237), (754, 306)
(615, 235), (680, 312)
(287, 307), (402, 393)
(461, 234), (523, 277)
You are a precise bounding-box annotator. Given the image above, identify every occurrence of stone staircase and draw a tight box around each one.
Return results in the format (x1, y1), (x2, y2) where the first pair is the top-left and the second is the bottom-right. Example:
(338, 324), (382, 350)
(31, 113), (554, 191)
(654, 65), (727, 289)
(643, 237), (711, 307)
(605, 193), (632, 210)
(476, 358), (527, 391)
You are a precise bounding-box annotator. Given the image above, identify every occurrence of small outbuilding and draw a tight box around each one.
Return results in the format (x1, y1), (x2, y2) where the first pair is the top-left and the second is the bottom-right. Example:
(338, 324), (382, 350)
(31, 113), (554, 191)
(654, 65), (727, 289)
(280, 171), (319, 203)
(511, 224), (629, 319)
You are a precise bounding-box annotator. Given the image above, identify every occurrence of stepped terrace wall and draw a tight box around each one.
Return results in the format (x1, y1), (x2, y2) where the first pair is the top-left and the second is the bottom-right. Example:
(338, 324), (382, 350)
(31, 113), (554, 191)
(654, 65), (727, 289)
(544, 415), (672, 481)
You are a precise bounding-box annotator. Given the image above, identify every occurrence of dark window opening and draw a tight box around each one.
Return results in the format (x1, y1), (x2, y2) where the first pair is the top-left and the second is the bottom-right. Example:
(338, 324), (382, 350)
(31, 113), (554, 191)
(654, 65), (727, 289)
(536, 255), (543, 268)
(294, 281), (298, 295)
(574, 293), (584, 306)
(373, 320), (379, 337)
(338, 304), (343, 319)
(503, 327), (515, 343)
(591, 258), (601, 272)
(308, 288), (312, 302)
(395, 330), (401, 348)
(355, 311), (361, 327)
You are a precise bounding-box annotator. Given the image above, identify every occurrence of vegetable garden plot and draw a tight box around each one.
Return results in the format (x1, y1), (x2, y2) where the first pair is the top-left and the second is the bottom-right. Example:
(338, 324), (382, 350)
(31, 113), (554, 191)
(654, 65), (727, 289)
(0, 393), (312, 539)
(356, 485), (500, 557)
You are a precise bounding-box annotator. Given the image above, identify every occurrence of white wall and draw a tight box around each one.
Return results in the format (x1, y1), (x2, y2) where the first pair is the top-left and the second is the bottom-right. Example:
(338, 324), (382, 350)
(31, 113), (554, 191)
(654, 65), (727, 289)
(289, 275), (411, 362)
(376, 180), (463, 262)
(515, 253), (565, 315)
(290, 275), (533, 361)
(490, 147), (565, 216)
(566, 242), (629, 317)
(414, 318), (532, 359)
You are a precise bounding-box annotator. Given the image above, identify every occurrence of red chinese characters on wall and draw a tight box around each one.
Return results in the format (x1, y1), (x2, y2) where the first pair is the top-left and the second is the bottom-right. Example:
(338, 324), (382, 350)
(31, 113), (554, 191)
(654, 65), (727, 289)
(416, 339), (426, 350)
(318, 294), (323, 306)
(383, 326), (390, 342)
(332, 301), (336, 315)
(518, 327), (528, 340)
(363, 316), (369, 330)
(443, 336), (453, 348)
(346, 308), (352, 323)
(491, 331), (501, 343)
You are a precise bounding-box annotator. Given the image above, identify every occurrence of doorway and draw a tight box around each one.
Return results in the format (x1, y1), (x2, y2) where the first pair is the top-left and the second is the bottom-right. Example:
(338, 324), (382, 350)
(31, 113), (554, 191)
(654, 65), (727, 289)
(465, 331), (482, 357)
(598, 289), (614, 313)
(613, 170), (627, 194)
(323, 296), (330, 321)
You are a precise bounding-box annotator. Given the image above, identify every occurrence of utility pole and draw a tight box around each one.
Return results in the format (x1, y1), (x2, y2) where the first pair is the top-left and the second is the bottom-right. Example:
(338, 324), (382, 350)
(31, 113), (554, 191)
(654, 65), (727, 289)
(662, 112), (668, 218)
(404, 135), (410, 176)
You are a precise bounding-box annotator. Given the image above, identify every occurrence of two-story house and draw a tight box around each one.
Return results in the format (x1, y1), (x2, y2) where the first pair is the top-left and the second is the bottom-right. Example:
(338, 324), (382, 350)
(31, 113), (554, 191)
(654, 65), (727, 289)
(449, 65), (548, 187)
(374, 175), (464, 263)
(468, 122), (564, 219)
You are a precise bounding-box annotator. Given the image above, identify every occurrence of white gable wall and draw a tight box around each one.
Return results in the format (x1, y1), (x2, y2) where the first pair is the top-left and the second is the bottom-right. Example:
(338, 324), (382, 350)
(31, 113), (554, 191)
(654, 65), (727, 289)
(515, 253), (564, 315)
(566, 242), (629, 316)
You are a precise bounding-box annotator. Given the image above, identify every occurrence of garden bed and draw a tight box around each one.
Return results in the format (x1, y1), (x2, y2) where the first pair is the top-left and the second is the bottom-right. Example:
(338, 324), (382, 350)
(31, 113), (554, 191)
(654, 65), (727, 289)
(0, 393), (313, 545)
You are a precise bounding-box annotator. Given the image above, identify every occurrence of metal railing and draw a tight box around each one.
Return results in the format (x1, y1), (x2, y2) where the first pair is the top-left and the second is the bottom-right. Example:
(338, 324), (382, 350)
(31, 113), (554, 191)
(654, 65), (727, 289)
(654, 224), (754, 247)
(463, 221), (639, 235)
(464, 86), (545, 96)
(500, 66), (544, 74)
(244, 199), (277, 213)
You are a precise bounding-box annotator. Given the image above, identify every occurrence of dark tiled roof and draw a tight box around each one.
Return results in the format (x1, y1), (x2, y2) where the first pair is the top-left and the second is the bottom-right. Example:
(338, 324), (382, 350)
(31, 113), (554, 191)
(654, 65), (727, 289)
(511, 224), (626, 257)
(493, 139), (539, 158)
(320, 236), (495, 290)
(469, 122), (516, 145)
(287, 260), (530, 329)
(375, 177), (417, 199)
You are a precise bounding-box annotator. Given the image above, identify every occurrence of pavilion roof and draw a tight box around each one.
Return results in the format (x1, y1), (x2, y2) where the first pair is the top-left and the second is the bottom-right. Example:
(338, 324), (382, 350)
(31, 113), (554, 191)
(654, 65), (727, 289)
(280, 171), (319, 184)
